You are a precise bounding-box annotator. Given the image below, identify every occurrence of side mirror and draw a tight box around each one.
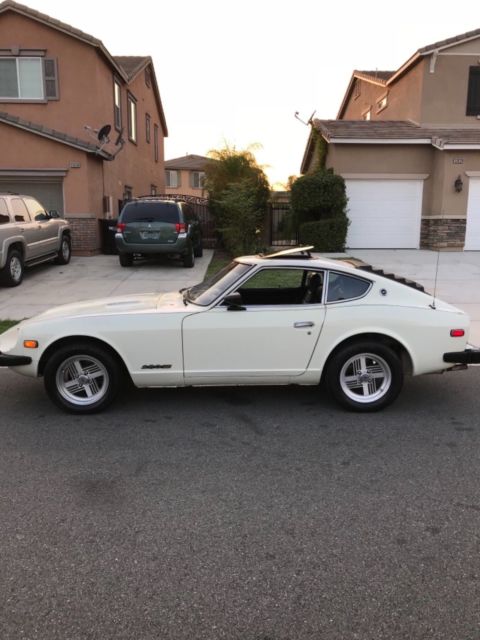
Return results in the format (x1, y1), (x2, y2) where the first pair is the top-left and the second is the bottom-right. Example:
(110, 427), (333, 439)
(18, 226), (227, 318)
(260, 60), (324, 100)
(49, 210), (59, 218)
(223, 292), (245, 311)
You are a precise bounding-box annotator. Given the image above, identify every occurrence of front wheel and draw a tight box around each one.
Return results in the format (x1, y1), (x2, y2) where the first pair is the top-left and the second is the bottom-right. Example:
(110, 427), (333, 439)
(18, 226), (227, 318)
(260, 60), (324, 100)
(55, 235), (71, 265)
(325, 341), (403, 412)
(44, 342), (123, 414)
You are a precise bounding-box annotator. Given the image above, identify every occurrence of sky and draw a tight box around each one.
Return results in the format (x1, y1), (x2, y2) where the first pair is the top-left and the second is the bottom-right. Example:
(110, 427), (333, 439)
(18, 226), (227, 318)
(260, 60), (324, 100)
(19, 0), (480, 188)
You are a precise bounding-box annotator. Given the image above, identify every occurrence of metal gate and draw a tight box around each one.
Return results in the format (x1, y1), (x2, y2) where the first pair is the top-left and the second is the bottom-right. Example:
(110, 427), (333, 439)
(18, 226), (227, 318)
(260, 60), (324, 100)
(268, 202), (298, 246)
(156, 194), (215, 247)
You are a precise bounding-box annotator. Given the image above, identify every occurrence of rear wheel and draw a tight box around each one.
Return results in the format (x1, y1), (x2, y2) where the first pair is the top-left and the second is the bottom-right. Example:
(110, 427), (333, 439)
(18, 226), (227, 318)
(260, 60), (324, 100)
(182, 244), (195, 268)
(325, 341), (403, 412)
(0, 248), (24, 287)
(55, 234), (71, 265)
(119, 252), (133, 267)
(44, 342), (123, 414)
(193, 240), (203, 258)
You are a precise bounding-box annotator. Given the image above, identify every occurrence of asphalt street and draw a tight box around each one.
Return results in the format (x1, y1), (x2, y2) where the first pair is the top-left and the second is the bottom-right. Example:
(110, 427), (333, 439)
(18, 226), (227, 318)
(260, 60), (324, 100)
(1, 367), (480, 639)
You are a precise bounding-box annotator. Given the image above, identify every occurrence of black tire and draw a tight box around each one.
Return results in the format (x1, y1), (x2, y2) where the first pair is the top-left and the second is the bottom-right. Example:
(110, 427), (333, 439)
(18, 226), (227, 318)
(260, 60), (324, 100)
(55, 234), (72, 265)
(193, 240), (203, 258)
(325, 341), (403, 412)
(119, 252), (133, 267)
(0, 248), (24, 287)
(44, 341), (123, 414)
(182, 244), (195, 268)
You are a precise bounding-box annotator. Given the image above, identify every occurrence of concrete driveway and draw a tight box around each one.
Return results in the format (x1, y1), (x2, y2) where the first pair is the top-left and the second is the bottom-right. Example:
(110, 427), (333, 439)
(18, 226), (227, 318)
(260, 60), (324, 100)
(0, 248), (479, 346)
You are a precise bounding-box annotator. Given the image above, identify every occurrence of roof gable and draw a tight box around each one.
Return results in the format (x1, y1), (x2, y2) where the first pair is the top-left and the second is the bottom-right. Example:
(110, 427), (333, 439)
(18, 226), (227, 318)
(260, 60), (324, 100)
(165, 154), (211, 170)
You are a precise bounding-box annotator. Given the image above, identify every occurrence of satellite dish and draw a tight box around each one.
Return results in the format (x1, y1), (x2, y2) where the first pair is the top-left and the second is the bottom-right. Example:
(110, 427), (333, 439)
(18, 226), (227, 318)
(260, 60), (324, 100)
(97, 124), (111, 143)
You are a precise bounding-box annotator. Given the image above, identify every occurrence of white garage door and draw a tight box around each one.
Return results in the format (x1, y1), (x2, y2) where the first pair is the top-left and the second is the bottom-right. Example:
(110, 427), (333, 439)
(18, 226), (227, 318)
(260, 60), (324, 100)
(464, 177), (480, 250)
(345, 179), (423, 249)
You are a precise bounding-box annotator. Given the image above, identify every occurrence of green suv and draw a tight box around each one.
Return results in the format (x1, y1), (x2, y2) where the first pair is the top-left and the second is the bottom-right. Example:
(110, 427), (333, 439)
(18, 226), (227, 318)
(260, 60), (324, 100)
(115, 198), (203, 268)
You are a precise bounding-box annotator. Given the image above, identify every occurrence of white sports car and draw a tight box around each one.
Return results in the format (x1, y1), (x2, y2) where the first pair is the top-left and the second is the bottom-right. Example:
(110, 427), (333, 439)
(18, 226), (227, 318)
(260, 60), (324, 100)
(1, 247), (479, 414)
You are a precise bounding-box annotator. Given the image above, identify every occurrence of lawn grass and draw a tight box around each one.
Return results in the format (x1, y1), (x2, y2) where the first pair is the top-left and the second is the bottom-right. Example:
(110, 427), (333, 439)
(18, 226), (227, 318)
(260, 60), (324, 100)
(0, 320), (18, 334)
(204, 250), (232, 280)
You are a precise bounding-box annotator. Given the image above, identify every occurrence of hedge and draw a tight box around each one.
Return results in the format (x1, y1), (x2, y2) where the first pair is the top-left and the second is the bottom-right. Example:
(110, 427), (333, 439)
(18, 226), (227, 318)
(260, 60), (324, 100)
(299, 218), (349, 252)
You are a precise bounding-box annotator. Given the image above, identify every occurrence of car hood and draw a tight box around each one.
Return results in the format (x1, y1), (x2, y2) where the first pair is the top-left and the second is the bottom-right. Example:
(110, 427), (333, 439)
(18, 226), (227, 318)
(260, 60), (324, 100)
(23, 291), (186, 324)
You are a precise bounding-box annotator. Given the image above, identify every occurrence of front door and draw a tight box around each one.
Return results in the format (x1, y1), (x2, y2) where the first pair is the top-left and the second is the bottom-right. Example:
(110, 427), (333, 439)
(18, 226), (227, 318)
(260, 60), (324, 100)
(182, 267), (326, 383)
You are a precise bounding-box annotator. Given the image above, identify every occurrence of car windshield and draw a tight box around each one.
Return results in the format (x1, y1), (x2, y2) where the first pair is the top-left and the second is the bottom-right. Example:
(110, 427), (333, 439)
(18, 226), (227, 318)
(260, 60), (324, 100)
(121, 202), (179, 223)
(185, 261), (252, 306)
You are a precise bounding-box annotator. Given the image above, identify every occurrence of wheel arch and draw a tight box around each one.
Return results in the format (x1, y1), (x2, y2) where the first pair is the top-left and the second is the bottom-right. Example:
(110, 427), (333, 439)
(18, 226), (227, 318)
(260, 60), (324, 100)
(321, 332), (414, 381)
(38, 335), (131, 380)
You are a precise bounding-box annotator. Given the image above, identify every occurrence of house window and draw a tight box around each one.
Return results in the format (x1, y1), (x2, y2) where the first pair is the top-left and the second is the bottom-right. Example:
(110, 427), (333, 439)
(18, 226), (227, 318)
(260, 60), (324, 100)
(0, 57), (44, 99)
(150, 184), (157, 196)
(154, 124), (159, 162)
(127, 93), (137, 143)
(114, 79), (122, 130)
(376, 95), (388, 113)
(145, 113), (151, 143)
(363, 108), (371, 121)
(466, 66), (480, 116)
(191, 171), (205, 189)
(166, 170), (180, 188)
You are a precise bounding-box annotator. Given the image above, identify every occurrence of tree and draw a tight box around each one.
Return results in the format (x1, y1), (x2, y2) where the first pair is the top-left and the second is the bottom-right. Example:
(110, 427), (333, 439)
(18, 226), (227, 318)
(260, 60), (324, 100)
(205, 144), (270, 254)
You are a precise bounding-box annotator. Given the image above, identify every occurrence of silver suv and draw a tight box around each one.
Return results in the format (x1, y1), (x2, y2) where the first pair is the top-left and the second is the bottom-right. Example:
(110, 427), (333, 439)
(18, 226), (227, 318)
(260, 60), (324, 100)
(0, 193), (71, 287)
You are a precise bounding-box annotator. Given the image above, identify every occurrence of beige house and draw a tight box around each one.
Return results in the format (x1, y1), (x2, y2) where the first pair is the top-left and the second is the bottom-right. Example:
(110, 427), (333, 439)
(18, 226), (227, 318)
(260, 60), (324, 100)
(164, 154), (210, 198)
(0, 0), (167, 254)
(301, 28), (480, 250)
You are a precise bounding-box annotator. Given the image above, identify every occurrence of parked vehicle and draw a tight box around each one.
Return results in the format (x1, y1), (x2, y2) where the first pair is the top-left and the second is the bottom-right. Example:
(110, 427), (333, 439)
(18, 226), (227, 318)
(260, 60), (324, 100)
(115, 197), (203, 268)
(1, 246), (479, 414)
(0, 193), (71, 286)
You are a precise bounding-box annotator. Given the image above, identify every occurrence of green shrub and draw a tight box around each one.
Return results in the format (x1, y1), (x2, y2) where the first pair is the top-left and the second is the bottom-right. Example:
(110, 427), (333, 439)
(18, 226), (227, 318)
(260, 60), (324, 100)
(291, 171), (347, 223)
(299, 218), (349, 252)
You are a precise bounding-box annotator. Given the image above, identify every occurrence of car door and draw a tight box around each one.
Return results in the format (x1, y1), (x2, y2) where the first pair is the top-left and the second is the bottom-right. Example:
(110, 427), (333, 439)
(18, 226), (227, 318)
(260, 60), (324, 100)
(9, 198), (41, 260)
(182, 267), (326, 383)
(23, 197), (58, 255)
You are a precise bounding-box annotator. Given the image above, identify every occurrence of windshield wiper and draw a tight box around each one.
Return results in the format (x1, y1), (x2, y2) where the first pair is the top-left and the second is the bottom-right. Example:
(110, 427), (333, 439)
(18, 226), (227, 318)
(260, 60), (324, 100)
(182, 289), (189, 306)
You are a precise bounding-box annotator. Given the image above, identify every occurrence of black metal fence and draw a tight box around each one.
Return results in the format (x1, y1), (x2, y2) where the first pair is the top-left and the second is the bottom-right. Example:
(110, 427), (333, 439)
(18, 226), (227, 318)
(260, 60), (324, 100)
(268, 202), (298, 246)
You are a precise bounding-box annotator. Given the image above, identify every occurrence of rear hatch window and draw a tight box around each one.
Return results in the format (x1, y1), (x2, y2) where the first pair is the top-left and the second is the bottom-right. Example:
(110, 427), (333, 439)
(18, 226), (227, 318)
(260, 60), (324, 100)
(120, 202), (180, 244)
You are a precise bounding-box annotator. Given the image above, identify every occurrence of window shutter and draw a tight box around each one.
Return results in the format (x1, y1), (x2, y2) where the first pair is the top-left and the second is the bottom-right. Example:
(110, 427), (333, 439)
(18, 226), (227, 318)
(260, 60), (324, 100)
(43, 58), (58, 100)
(467, 66), (480, 115)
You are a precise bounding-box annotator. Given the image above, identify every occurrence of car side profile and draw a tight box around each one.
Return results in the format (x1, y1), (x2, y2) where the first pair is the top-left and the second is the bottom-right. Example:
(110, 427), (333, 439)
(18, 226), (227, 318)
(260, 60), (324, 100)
(115, 197), (203, 268)
(1, 247), (479, 414)
(0, 193), (71, 286)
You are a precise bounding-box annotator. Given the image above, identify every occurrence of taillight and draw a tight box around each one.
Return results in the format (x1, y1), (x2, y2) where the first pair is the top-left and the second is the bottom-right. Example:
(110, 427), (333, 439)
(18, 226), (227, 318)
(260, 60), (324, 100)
(450, 329), (465, 337)
(116, 222), (126, 233)
(175, 222), (187, 233)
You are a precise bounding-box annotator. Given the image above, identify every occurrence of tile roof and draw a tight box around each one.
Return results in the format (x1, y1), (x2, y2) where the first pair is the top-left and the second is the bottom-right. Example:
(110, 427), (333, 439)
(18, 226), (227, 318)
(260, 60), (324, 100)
(0, 111), (111, 157)
(355, 70), (394, 84)
(165, 154), (212, 170)
(313, 119), (480, 145)
(114, 56), (150, 80)
(418, 27), (480, 53)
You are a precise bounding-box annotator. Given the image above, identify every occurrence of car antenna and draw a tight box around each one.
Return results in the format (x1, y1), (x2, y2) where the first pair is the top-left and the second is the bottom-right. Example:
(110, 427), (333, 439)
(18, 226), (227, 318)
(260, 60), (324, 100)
(430, 250), (440, 309)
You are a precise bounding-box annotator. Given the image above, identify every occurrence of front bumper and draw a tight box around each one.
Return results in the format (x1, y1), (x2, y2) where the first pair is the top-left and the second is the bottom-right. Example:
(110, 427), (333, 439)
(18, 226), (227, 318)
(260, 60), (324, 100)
(443, 348), (480, 364)
(0, 352), (32, 367)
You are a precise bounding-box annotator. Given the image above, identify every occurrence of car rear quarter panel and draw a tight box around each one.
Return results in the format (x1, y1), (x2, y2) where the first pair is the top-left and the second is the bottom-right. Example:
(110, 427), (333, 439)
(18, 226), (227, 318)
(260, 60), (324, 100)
(309, 302), (469, 376)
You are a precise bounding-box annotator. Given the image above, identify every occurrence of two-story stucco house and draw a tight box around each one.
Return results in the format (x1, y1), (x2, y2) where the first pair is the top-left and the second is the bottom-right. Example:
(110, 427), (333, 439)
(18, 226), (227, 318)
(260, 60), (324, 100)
(0, 0), (168, 254)
(164, 154), (210, 199)
(301, 28), (480, 250)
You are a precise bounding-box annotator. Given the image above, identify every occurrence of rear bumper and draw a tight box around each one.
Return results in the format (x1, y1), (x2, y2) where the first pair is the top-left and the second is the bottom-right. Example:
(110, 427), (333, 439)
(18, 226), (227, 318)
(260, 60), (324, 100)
(115, 234), (189, 255)
(0, 352), (32, 367)
(443, 349), (480, 364)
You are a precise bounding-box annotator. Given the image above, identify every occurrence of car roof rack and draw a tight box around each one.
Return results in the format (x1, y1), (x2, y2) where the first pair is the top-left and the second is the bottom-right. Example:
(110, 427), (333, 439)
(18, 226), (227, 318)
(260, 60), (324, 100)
(261, 246), (315, 260)
(357, 264), (426, 293)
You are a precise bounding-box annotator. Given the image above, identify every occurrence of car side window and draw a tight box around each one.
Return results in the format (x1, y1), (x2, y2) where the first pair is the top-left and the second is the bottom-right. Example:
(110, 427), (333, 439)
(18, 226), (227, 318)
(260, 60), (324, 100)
(236, 268), (324, 306)
(11, 198), (31, 223)
(0, 198), (9, 224)
(327, 272), (371, 302)
(24, 197), (48, 221)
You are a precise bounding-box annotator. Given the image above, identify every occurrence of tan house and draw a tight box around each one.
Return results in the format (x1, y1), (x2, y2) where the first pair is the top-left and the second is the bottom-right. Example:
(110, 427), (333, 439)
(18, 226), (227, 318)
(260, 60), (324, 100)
(164, 154), (210, 198)
(0, 0), (168, 254)
(301, 28), (480, 250)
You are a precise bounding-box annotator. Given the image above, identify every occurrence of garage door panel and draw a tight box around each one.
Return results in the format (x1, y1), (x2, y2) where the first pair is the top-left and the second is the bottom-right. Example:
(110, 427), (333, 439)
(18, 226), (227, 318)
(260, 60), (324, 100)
(0, 180), (64, 215)
(465, 178), (480, 250)
(345, 179), (423, 249)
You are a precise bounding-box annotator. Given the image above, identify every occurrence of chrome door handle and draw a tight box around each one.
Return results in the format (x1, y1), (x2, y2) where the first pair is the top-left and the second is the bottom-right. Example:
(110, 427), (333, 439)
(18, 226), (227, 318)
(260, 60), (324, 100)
(294, 321), (314, 328)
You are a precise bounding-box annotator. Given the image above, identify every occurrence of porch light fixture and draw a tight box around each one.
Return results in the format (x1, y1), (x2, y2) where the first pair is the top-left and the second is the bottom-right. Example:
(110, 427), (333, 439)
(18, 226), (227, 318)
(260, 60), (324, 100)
(454, 175), (463, 193)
